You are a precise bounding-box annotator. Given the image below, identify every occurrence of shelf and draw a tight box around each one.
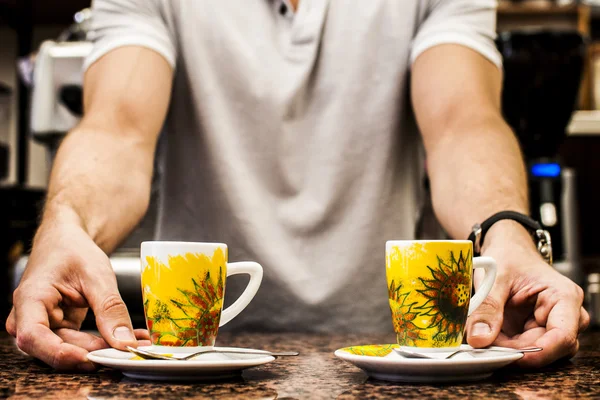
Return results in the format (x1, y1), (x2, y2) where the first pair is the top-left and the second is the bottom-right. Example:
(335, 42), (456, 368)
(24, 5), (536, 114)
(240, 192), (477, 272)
(497, 2), (581, 15)
(497, 2), (591, 35)
(567, 110), (600, 136)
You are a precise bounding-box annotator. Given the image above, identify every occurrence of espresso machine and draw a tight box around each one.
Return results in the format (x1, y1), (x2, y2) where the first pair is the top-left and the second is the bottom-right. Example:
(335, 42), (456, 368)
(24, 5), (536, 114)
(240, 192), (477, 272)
(10, 9), (155, 328)
(497, 30), (585, 285)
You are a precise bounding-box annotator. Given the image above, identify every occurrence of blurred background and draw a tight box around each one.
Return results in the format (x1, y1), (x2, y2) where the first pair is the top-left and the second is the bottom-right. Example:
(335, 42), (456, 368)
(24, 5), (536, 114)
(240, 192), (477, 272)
(0, 0), (599, 331)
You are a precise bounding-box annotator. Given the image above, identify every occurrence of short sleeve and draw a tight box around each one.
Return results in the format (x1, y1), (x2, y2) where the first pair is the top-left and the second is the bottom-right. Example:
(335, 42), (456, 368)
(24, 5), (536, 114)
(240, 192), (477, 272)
(83, 0), (177, 71)
(411, 0), (502, 68)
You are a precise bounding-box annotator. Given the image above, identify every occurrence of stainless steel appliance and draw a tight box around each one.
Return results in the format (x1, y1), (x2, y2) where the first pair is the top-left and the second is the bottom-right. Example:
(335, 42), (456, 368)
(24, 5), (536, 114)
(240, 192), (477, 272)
(587, 273), (600, 328)
(497, 30), (585, 285)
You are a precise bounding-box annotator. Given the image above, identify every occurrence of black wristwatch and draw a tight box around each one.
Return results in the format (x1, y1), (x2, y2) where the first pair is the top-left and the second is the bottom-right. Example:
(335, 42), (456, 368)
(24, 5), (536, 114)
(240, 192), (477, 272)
(467, 211), (553, 265)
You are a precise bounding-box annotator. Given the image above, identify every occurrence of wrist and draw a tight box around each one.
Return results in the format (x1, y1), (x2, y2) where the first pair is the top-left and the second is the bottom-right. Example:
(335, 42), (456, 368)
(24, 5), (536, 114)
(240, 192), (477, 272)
(43, 198), (84, 224)
(37, 201), (88, 241)
(480, 220), (540, 261)
(482, 220), (533, 246)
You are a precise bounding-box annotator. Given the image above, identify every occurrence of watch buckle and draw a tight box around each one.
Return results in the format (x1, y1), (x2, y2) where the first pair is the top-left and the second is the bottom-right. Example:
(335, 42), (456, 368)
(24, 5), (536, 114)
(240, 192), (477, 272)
(471, 223), (482, 255)
(536, 229), (553, 266)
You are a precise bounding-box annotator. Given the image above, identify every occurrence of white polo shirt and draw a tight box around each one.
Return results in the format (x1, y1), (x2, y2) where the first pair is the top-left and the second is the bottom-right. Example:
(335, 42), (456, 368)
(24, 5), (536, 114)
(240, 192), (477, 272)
(86, 0), (501, 333)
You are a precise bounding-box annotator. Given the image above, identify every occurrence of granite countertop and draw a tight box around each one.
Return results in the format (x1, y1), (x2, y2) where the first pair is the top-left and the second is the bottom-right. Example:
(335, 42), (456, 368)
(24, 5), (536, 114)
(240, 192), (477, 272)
(0, 331), (599, 399)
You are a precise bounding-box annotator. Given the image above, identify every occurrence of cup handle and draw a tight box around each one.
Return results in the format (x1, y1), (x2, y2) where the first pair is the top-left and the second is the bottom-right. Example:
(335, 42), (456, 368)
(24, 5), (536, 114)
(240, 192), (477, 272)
(467, 256), (497, 316)
(219, 261), (263, 327)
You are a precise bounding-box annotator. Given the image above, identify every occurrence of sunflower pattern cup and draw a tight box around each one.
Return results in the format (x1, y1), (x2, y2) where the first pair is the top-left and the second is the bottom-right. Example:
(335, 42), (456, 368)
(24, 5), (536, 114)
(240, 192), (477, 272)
(385, 240), (497, 351)
(141, 242), (263, 349)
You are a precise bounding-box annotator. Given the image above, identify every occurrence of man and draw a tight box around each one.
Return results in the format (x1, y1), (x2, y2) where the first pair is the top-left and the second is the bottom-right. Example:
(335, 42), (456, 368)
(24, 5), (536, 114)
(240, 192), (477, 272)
(7, 0), (588, 371)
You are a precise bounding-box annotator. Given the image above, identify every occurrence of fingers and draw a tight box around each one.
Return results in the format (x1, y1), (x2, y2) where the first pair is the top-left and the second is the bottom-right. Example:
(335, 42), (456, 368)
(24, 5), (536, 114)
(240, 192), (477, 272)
(495, 289), (587, 368)
(134, 329), (151, 341)
(518, 298), (581, 368)
(6, 308), (16, 336)
(579, 307), (590, 332)
(14, 299), (95, 371)
(84, 269), (137, 351)
(517, 328), (579, 368)
(133, 329), (152, 346)
(54, 307), (88, 330)
(54, 328), (152, 351)
(523, 316), (541, 332)
(466, 281), (510, 348)
(54, 329), (109, 352)
(494, 326), (546, 349)
(47, 305), (87, 330)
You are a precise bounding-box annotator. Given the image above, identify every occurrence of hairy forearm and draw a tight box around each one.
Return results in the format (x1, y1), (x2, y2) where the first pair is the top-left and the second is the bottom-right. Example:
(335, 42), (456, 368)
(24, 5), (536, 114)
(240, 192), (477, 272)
(427, 112), (529, 241)
(37, 47), (172, 254)
(41, 124), (155, 253)
(412, 45), (535, 247)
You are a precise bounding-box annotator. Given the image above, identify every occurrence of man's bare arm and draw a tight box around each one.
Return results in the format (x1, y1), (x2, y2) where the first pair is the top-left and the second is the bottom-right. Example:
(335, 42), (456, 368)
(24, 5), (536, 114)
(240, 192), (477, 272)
(47, 46), (173, 252)
(6, 46), (173, 370)
(412, 44), (528, 242)
(412, 44), (588, 367)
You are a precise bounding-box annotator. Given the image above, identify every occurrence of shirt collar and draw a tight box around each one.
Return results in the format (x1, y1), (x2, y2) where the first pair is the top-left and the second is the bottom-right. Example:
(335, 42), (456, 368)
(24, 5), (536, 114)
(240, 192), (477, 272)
(274, 0), (295, 18)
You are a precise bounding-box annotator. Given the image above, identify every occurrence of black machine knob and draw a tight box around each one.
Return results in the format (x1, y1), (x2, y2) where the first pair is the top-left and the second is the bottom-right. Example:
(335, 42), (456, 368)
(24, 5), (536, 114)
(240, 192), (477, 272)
(59, 85), (83, 116)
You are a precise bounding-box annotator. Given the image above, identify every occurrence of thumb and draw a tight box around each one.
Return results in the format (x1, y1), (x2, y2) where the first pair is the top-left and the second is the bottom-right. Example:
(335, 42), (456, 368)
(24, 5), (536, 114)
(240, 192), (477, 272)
(86, 272), (137, 350)
(466, 283), (509, 348)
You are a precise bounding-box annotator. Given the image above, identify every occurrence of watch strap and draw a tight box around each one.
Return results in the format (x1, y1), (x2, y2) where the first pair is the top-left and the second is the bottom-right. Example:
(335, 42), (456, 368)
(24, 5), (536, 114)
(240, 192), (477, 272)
(468, 211), (553, 265)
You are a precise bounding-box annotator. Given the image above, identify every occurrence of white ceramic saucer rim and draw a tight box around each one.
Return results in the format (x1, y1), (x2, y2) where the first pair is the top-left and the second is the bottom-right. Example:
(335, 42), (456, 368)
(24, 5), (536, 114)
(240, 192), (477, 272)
(334, 344), (523, 383)
(334, 349), (523, 366)
(334, 344), (524, 365)
(87, 346), (275, 368)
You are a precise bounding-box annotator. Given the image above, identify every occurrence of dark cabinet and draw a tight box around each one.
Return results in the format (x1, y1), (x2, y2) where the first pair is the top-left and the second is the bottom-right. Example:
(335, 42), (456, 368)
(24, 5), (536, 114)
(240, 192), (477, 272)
(0, 0), (91, 26)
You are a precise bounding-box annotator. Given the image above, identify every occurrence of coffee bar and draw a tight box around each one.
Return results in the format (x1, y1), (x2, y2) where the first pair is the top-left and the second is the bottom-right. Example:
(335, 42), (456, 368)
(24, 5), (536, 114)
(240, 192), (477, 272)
(1, 0), (600, 398)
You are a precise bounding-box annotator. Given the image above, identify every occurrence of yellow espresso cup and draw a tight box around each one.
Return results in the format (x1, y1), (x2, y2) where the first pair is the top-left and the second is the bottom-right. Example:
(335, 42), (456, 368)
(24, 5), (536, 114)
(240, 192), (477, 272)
(141, 241), (263, 349)
(386, 240), (496, 350)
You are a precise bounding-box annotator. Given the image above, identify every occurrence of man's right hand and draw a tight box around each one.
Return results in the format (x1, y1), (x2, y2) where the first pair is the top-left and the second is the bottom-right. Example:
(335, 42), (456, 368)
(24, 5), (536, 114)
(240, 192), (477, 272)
(6, 221), (148, 371)
(5, 45), (173, 371)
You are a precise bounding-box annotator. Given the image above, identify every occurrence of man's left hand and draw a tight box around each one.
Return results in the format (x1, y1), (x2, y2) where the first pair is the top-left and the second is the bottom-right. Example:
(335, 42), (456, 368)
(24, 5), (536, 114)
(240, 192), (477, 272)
(465, 226), (589, 368)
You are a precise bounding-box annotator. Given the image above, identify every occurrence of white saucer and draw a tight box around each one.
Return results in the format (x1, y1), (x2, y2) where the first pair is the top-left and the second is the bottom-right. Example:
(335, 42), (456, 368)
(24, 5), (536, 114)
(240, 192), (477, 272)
(334, 344), (523, 383)
(87, 346), (275, 382)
